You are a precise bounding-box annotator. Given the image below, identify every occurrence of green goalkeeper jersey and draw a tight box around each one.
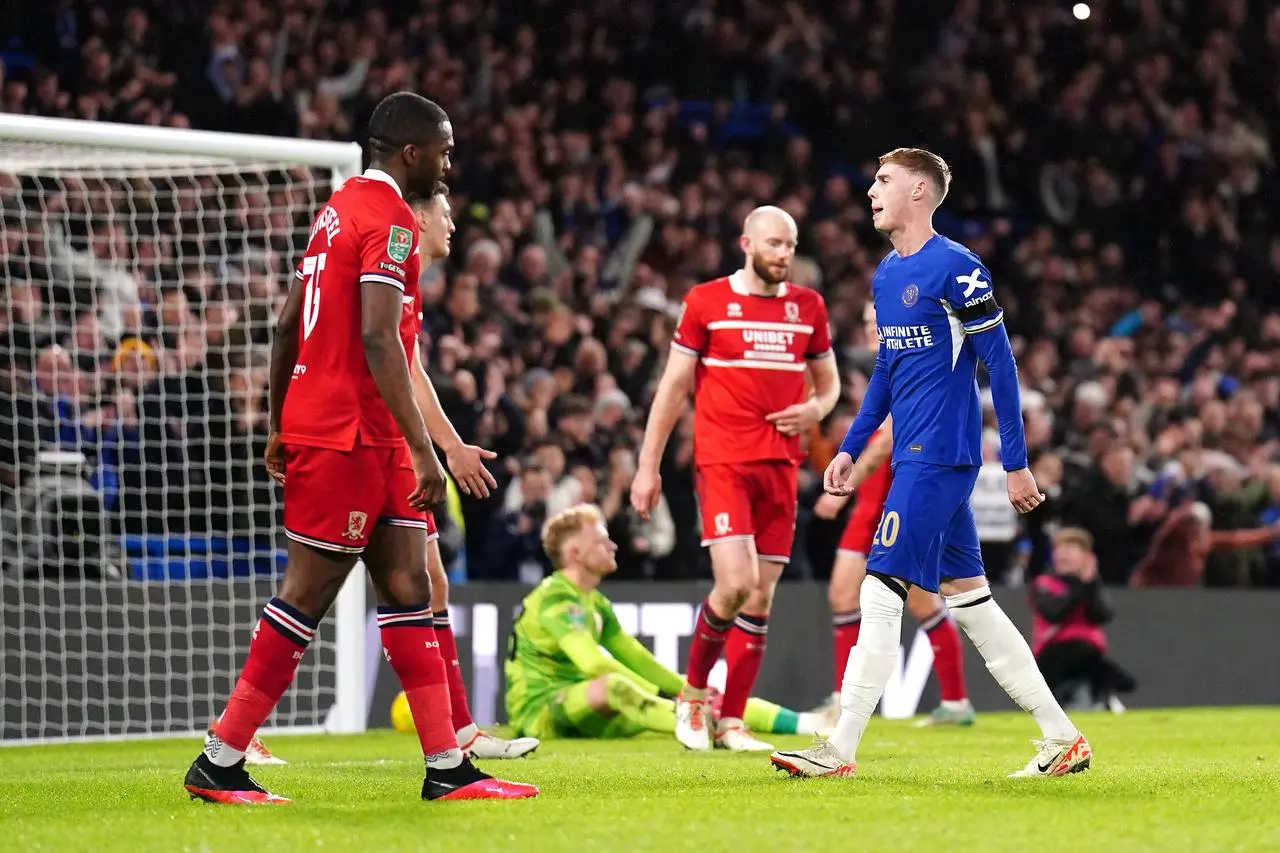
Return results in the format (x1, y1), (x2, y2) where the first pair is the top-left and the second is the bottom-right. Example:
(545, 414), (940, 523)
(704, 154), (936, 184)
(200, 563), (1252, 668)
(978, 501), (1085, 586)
(506, 572), (617, 716)
(505, 571), (683, 727)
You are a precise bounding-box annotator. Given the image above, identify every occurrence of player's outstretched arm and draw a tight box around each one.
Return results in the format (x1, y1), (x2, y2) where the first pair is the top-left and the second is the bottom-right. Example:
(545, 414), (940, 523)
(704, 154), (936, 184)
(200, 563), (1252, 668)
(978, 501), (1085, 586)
(557, 632), (661, 696)
(599, 617), (685, 697)
(264, 273), (307, 483)
(410, 344), (497, 498)
(632, 349), (697, 519)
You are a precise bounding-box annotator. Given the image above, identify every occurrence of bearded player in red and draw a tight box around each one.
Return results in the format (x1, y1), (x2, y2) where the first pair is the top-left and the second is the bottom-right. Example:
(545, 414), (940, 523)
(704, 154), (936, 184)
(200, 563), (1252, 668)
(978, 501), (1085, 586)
(632, 206), (841, 752)
(812, 302), (974, 730)
(183, 92), (537, 803)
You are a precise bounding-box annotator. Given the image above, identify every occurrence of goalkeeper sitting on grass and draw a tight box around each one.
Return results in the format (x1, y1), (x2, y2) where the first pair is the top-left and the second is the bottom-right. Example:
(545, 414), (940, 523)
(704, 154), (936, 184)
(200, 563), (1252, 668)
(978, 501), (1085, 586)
(505, 504), (826, 740)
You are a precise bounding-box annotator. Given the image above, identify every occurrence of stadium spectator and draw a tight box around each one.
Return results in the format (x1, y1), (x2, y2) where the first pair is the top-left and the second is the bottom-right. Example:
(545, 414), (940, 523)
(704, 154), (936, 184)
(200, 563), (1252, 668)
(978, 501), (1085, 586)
(1032, 527), (1134, 712)
(1130, 500), (1280, 588)
(1, 0), (1279, 586)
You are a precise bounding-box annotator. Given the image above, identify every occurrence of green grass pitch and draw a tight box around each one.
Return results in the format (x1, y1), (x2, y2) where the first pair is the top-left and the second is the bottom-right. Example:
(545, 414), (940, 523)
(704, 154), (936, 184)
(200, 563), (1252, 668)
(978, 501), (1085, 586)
(3, 708), (1279, 853)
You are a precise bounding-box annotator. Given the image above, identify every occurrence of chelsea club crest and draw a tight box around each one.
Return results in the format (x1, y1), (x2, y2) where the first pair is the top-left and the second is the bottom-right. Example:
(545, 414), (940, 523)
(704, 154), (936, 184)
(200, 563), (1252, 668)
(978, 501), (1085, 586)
(902, 284), (919, 307)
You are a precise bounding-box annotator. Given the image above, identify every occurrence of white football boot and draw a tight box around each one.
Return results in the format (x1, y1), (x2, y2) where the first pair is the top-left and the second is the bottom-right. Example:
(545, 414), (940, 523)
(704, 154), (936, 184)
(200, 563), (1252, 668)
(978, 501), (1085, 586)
(770, 740), (856, 778)
(714, 718), (774, 752)
(1009, 734), (1092, 777)
(461, 727), (540, 760)
(675, 695), (712, 751)
(244, 734), (288, 766)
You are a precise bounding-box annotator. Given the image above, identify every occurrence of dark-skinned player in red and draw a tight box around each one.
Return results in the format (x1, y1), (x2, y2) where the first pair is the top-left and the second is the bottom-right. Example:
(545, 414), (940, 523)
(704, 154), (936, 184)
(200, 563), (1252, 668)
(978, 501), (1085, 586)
(183, 92), (537, 804)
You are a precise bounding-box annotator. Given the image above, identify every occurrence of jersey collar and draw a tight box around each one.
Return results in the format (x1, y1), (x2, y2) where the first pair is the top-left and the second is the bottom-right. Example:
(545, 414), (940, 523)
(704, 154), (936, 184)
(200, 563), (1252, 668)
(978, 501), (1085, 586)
(728, 270), (787, 298)
(362, 168), (403, 198)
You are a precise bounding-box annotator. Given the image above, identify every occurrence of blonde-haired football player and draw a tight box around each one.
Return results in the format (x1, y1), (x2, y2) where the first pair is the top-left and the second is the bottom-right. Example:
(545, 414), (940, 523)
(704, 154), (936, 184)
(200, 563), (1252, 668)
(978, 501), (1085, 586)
(773, 148), (1088, 780)
(504, 505), (825, 740)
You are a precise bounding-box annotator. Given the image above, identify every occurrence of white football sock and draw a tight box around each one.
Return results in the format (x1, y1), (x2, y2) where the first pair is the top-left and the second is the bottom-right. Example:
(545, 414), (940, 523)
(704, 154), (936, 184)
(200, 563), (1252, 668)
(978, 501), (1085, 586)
(424, 747), (465, 771)
(203, 731), (246, 768)
(945, 586), (1077, 742)
(829, 575), (903, 762)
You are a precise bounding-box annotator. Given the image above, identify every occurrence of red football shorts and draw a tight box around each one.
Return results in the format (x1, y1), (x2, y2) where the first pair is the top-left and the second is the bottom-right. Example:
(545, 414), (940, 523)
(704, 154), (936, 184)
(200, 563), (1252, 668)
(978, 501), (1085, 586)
(837, 463), (894, 557)
(283, 443), (437, 554)
(696, 461), (798, 563)
(838, 500), (882, 557)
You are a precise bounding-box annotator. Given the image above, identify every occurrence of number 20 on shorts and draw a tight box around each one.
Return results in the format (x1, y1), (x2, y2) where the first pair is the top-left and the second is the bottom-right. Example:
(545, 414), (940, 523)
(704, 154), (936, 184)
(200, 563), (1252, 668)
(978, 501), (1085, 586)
(873, 510), (900, 548)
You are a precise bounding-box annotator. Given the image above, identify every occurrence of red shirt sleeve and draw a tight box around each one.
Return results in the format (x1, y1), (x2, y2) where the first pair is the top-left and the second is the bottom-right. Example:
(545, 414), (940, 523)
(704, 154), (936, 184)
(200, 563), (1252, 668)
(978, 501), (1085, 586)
(357, 199), (417, 292)
(806, 294), (833, 358)
(672, 289), (707, 355)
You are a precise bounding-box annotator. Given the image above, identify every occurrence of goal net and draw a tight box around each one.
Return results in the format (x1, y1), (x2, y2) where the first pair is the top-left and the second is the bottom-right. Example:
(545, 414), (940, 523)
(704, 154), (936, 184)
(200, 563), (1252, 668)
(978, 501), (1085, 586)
(0, 116), (366, 743)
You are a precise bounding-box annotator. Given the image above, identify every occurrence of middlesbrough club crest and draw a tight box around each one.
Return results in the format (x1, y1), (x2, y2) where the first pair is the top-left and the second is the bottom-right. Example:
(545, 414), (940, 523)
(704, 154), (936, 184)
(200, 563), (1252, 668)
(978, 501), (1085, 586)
(342, 511), (369, 541)
(784, 301), (800, 323)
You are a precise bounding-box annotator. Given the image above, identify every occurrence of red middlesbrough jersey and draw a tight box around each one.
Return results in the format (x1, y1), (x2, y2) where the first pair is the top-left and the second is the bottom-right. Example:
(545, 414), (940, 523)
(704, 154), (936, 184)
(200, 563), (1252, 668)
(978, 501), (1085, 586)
(280, 169), (422, 451)
(672, 272), (833, 466)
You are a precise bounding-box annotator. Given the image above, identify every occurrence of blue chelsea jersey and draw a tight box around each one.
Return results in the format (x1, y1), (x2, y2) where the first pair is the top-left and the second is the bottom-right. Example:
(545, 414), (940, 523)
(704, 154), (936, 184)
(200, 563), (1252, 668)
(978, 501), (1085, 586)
(843, 234), (1028, 472)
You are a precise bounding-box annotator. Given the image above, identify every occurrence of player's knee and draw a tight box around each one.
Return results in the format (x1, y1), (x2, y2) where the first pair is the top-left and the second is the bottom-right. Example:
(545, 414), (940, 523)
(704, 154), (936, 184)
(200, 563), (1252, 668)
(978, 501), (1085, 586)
(713, 581), (752, 613)
(377, 569), (433, 608)
(277, 561), (349, 619)
(942, 583), (992, 611)
(860, 574), (906, 621)
(906, 587), (944, 620)
(742, 585), (774, 616)
(711, 567), (755, 613)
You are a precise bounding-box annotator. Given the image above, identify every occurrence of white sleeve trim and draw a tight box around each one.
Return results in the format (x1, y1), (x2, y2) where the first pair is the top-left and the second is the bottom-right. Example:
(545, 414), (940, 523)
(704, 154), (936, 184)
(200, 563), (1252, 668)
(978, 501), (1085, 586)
(670, 341), (701, 357)
(359, 272), (406, 292)
(963, 310), (1005, 335)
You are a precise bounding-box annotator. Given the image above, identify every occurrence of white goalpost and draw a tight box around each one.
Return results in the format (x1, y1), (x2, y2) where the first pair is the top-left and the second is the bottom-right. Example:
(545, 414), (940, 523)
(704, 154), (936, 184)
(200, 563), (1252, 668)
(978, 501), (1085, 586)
(0, 114), (368, 744)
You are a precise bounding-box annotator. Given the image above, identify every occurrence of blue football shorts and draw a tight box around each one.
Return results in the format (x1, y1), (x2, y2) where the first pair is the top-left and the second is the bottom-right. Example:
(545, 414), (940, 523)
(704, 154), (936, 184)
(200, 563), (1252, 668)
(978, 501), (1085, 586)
(865, 461), (985, 593)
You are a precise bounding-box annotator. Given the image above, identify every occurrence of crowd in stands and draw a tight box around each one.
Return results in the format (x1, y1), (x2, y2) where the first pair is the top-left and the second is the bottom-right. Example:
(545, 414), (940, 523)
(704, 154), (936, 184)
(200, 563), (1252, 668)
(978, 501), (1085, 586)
(2, 0), (1280, 587)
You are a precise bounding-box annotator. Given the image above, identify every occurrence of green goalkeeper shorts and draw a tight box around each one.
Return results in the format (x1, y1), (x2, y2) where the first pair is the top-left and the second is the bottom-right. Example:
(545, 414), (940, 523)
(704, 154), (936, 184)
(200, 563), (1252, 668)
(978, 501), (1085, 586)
(512, 680), (652, 740)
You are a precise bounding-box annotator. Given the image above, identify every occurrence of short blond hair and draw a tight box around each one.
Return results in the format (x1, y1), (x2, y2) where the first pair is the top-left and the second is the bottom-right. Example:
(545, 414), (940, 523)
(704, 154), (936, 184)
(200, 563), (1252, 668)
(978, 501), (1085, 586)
(540, 503), (605, 568)
(879, 148), (952, 204)
(1051, 527), (1095, 552)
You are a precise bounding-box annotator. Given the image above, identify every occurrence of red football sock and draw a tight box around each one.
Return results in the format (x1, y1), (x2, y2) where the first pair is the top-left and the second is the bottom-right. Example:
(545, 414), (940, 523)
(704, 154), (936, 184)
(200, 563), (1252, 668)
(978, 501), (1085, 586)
(923, 610), (968, 702)
(378, 604), (459, 764)
(832, 610), (862, 693)
(684, 599), (732, 692)
(433, 610), (474, 733)
(719, 613), (768, 721)
(210, 598), (315, 762)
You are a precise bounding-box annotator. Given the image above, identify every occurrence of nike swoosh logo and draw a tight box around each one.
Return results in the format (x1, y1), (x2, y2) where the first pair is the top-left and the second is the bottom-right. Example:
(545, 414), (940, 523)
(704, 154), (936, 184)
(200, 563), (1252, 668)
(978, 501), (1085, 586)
(431, 781), (460, 791)
(1036, 760), (1055, 773)
(781, 751), (838, 769)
